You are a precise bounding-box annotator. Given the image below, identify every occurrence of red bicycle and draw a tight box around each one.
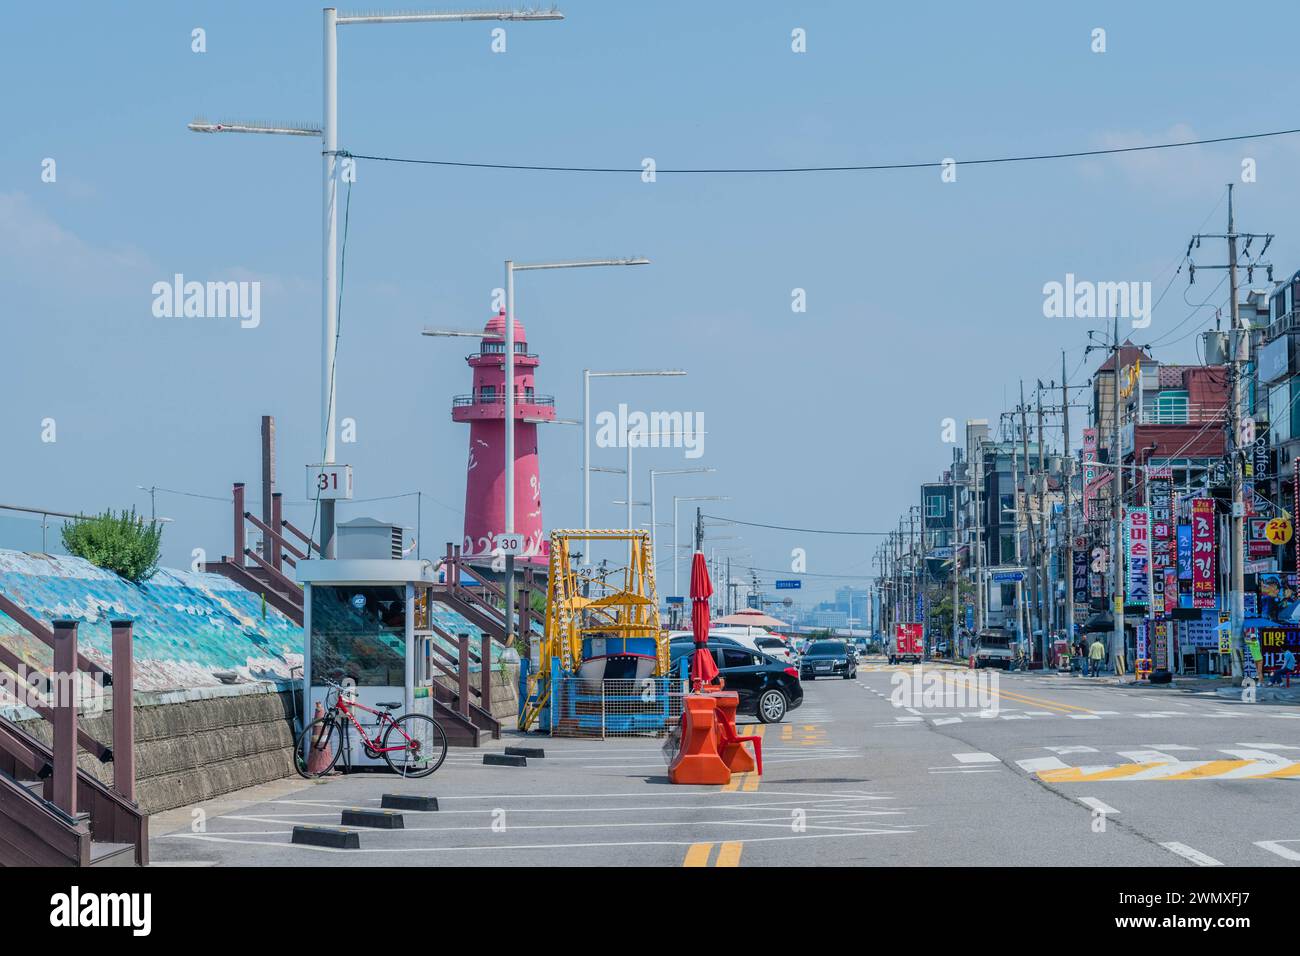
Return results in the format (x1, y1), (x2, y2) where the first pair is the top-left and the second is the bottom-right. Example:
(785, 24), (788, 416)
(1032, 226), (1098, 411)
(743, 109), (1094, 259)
(295, 677), (447, 779)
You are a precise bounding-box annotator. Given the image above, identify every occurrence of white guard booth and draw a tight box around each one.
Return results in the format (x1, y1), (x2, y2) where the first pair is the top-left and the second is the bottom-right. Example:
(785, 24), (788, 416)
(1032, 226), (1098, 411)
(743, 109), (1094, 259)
(299, 558), (437, 768)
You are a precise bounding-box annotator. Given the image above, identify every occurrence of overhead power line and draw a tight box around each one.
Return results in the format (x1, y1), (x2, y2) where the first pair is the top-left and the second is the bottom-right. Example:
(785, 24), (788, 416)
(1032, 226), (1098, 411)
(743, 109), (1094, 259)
(337, 126), (1300, 176)
(703, 514), (892, 536)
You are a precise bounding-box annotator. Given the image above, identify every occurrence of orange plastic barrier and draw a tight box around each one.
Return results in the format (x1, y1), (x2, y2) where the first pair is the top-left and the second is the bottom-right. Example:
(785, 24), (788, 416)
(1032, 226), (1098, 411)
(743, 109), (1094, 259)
(668, 691), (763, 785)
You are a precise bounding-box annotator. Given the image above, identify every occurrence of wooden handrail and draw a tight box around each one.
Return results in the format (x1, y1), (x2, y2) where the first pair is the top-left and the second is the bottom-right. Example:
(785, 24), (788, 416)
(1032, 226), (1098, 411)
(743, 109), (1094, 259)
(0, 593), (110, 683)
(244, 512), (308, 562)
(281, 519), (321, 554)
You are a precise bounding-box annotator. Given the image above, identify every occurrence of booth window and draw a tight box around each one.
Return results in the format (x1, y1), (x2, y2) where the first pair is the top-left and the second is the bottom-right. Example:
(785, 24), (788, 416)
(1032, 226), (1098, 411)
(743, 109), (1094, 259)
(310, 584), (406, 687)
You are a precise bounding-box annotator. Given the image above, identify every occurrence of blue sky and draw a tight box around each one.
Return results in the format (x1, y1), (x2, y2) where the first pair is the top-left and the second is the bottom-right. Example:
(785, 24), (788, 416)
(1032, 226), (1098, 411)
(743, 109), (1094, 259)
(4, 0), (1300, 603)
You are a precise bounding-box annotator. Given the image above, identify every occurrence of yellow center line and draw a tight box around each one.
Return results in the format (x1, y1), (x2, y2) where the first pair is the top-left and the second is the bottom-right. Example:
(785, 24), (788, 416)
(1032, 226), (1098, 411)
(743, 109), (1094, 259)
(715, 841), (743, 866)
(939, 673), (1094, 714)
(683, 843), (714, 867)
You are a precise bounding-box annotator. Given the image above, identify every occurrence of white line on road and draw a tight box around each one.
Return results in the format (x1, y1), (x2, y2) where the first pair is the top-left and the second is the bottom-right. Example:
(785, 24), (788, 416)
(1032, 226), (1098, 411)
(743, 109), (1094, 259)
(1069, 714), (1102, 720)
(1254, 840), (1300, 862)
(1078, 797), (1119, 815)
(1046, 746), (1099, 754)
(1015, 757), (1069, 772)
(953, 752), (1000, 764)
(1118, 750), (1180, 765)
(931, 717), (963, 726)
(1237, 742), (1300, 750)
(1161, 842), (1223, 866)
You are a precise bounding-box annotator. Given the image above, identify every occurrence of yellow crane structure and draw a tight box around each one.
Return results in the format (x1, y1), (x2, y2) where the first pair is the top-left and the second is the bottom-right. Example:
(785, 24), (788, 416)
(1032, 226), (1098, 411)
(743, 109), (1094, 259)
(519, 528), (671, 732)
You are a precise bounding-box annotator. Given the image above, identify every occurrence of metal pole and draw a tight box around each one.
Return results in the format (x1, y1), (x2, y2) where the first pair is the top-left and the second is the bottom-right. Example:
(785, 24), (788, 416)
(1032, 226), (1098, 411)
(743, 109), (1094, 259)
(1112, 314), (1125, 672)
(974, 437), (984, 632)
(626, 442), (633, 530)
(583, 369), (591, 530)
(952, 447), (959, 659)
(504, 260), (516, 646)
(673, 496), (680, 595)
(320, 7), (339, 559)
(1062, 352), (1075, 647)
(1227, 184), (1246, 680)
(650, 472), (657, 561)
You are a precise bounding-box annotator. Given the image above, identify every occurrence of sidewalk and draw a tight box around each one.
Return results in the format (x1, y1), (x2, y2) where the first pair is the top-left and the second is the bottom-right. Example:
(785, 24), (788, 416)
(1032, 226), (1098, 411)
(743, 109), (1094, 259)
(1066, 670), (1300, 704)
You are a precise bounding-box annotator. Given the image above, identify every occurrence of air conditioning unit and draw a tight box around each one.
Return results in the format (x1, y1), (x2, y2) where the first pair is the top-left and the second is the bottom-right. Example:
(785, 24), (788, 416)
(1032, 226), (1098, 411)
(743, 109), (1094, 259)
(337, 517), (405, 560)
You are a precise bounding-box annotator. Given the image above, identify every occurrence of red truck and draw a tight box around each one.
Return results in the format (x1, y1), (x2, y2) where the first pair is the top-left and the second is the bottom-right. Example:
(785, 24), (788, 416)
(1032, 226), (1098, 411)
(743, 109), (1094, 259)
(890, 623), (924, 664)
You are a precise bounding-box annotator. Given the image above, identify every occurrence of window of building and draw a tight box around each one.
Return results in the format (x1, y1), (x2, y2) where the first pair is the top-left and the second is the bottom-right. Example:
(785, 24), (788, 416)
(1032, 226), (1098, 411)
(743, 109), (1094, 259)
(925, 494), (947, 518)
(1153, 390), (1188, 424)
(480, 385), (496, 402)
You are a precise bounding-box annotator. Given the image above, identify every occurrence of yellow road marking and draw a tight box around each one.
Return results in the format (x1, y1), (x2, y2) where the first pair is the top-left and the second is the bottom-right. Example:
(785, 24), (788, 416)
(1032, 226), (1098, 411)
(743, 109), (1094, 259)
(715, 842), (743, 866)
(1156, 760), (1252, 781)
(683, 843), (713, 866)
(721, 775), (741, 792)
(1038, 762), (1167, 782)
(742, 772), (761, 791)
(939, 673), (1094, 715)
(1259, 762), (1300, 779)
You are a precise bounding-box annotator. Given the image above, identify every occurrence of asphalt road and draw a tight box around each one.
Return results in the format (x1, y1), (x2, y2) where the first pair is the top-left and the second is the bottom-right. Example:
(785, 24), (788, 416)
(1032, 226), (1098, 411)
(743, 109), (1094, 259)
(147, 659), (1300, 867)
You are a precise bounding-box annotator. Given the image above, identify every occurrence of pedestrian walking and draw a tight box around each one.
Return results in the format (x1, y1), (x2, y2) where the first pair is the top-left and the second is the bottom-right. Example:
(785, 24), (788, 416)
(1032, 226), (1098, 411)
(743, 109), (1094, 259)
(1088, 637), (1106, 677)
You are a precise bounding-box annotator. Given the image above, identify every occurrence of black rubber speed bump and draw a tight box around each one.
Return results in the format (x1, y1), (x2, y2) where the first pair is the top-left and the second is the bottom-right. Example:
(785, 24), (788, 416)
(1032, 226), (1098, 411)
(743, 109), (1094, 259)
(292, 825), (360, 849)
(381, 793), (439, 812)
(341, 808), (405, 829)
(484, 753), (527, 767)
(505, 746), (545, 758)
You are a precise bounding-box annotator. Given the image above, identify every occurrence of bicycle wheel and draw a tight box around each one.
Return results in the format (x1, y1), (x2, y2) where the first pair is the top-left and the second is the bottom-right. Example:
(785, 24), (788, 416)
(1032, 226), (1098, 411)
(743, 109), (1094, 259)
(382, 714), (447, 778)
(294, 717), (344, 778)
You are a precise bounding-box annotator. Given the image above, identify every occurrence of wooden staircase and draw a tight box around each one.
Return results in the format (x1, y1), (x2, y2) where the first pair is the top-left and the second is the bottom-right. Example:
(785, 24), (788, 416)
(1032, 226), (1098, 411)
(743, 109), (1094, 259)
(0, 606), (146, 867)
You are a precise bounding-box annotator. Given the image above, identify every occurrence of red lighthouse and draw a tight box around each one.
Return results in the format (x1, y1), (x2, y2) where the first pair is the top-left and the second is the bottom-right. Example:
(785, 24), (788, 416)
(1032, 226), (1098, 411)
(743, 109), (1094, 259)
(452, 310), (555, 562)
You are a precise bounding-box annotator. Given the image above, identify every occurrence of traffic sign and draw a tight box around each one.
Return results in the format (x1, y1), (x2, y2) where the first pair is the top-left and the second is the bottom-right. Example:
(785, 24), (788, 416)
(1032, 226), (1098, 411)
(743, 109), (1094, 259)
(665, 596), (685, 605)
(989, 567), (1026, 583)
(494, 533), (525, 556)
(774, 580), (802, 590)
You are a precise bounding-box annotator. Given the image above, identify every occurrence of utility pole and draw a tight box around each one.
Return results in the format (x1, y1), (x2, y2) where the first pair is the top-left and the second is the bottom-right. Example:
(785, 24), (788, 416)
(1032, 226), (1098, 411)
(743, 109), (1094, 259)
(972, 435), (985, 634)
(1187, 183), (1273, 680)
(1018, 395), (1037, 653)
(1037, 384), (1049, 657)
(1112, 314), (1125, 674)
(952, 445), (960, 659)
(1062, 353), (1075, 648)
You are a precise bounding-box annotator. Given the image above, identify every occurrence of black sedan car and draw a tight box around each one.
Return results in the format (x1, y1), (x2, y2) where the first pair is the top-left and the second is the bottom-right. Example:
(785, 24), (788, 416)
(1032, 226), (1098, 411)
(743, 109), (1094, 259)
(669, 640), (804, 723)
(799, 639), (857, 680)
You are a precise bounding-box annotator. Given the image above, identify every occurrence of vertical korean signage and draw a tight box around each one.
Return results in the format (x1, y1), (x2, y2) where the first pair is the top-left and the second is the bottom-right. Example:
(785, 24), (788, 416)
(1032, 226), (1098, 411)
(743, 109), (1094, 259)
(1191, 497), (1217, 609)
(1148, 467), (1173, 614)
(1125, 507), (1151, 606)
(1081, 427), (1101, 521)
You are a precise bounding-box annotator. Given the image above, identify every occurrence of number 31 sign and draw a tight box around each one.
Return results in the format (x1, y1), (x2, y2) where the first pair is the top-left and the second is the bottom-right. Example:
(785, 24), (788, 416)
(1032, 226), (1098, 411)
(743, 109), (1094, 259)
(307, 464), (353, 500)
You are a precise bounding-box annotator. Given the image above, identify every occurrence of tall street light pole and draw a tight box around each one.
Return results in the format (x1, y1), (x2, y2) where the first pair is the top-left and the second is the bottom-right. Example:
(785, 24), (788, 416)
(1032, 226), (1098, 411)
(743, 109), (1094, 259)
(582, 368), (686, 529)
(190, 6), (563, 558)
(502, 257), (648, 643)
(674, 495), (729, 595)
(650, 468), (714, 565)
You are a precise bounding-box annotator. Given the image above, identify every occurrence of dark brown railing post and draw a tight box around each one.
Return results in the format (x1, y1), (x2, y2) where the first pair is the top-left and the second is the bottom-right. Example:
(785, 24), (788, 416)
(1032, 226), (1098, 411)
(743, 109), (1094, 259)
(480, 632), (492, 714)
(270, 492), (284, 573)
(232, 482), (246, 568)
(51, 620), (78, 815)
(457, 633), (470, 719)
(110, 620), (135, 803)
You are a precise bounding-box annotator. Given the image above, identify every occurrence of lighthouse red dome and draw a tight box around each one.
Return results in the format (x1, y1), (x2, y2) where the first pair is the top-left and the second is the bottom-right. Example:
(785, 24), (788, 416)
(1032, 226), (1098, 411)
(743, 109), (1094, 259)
(483, 308), (525, 343)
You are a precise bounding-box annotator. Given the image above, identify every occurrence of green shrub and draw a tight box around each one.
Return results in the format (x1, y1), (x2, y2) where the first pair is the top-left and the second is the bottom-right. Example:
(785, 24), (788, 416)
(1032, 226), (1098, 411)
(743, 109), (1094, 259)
(61, 508), (162, 582)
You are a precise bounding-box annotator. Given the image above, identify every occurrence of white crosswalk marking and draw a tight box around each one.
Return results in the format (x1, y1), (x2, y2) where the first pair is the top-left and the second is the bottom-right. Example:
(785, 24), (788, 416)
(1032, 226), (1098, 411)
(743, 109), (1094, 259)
(1068, 714), (1101, 720)
(1237, 742), (1300, 750)
(1220, 749), (1290, 765)
(1046, 746), (1098, 754)
(1118, 750), (1180, 765)
(1161, 842), (1223, 866)
(931, 717), (962, 726)
(953, 752), (1000, 764)
(1016, 757), (1070, 772)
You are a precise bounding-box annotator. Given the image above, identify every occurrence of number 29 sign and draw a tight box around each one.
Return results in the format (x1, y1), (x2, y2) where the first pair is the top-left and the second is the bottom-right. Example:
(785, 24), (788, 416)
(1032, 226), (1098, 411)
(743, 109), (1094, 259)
(307, 464), (353, 500)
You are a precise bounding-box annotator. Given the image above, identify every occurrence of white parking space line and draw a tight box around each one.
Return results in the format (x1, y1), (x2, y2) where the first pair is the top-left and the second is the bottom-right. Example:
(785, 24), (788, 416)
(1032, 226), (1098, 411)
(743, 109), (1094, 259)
(1254, 840), (1300, 862)
(1078, 797), (1119, 815)
(953, 752), (1000, 764)
(1161, 842), (1223, 866)
(1016, 757), (1070, 773)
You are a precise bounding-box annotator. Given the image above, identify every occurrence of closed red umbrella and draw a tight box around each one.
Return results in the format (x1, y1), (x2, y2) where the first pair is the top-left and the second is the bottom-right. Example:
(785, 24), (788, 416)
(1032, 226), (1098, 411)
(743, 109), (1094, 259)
(689, 551), (719, 687)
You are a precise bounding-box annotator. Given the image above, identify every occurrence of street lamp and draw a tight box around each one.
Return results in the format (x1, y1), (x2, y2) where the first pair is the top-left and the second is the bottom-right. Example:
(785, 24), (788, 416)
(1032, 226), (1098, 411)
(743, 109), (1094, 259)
(650, 468), (714, 563)
(501, 257), (649, 642)
(582, 368), (686, 530)
(672, 495), (730, 596)
(191, 6), (564, 557)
